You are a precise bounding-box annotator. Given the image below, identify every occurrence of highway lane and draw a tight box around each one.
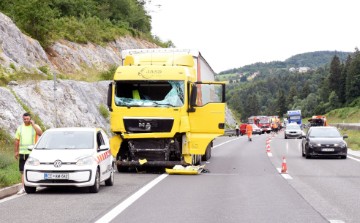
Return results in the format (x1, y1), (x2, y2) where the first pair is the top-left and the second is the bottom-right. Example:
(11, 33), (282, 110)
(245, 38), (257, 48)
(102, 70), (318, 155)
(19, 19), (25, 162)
(269, 131), (360, 223)
(1, 132), (359, 222)
(103, 134), (326, 223)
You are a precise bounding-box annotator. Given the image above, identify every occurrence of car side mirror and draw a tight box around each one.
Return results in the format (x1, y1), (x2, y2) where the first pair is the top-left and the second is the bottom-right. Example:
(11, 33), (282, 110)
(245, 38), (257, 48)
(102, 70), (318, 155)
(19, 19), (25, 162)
(98, 145), (109, 151)
(343, 135), (348, 139)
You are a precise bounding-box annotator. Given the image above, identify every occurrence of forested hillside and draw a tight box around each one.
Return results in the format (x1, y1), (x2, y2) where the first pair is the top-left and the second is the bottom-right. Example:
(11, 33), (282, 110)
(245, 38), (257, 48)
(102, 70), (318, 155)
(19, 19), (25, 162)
(223, 49), (360, 121)
(0, 0), (172, 47)
(219, 51), (350, 76)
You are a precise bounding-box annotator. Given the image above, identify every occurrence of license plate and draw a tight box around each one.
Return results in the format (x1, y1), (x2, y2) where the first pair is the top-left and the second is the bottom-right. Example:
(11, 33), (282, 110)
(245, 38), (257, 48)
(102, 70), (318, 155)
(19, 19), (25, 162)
(44, 173), (69, 180)
(322, 148), (334, 152)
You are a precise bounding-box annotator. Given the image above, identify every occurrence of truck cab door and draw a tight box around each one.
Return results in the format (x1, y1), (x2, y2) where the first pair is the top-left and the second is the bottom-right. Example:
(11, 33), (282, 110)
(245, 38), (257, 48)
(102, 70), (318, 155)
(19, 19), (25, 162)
(188, 82), (226, 135)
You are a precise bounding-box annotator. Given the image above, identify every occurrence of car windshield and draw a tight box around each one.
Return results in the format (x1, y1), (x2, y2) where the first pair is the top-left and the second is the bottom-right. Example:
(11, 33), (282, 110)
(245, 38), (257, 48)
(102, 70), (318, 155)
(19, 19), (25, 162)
(309, 128), (341, 138)
(36, 131), (94, 149)
(286, 125), (300, 130)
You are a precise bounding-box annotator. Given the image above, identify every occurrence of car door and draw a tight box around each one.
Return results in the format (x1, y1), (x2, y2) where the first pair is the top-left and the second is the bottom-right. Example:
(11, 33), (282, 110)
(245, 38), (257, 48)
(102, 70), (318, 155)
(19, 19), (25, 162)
(96, 130), (111, 181)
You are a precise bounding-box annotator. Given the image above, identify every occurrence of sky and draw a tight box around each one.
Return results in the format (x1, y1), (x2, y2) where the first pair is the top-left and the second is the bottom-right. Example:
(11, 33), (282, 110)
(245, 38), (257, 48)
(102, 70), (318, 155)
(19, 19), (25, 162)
(146, 0), (359, 73)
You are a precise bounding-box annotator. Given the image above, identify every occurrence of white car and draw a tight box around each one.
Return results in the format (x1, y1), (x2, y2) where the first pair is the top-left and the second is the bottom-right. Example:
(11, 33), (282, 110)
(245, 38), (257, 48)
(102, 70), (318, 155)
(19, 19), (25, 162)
(24, 127), (114, 193)
(284, 123), (303, 139)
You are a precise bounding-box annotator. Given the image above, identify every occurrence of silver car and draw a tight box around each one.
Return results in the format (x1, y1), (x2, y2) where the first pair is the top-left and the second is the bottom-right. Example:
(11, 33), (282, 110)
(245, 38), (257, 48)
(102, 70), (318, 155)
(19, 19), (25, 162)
(284, 124), (302, 139)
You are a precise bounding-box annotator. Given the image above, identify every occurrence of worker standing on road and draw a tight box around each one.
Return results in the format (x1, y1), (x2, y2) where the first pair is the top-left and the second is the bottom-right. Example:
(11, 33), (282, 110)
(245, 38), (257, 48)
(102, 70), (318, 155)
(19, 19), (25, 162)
(246, 124), (253, 141)
(235, 123), (240, 137)
(14, 112), (42, 194)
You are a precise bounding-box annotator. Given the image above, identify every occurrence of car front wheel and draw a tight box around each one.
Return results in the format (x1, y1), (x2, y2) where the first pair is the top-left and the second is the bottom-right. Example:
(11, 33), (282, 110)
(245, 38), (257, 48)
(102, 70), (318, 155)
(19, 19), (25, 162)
(24, 185), (36, 194)
(105, 163), (114, 186)
(89, 169), (100, 193)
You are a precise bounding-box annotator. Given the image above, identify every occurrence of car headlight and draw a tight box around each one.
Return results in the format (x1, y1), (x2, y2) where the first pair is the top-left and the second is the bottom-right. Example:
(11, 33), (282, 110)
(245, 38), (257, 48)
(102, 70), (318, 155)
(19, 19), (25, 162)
(338, 142), (347, 148)
(26, 157), (40, 166)
(76, 156), (96, 166)
(309, 142), (320, 148)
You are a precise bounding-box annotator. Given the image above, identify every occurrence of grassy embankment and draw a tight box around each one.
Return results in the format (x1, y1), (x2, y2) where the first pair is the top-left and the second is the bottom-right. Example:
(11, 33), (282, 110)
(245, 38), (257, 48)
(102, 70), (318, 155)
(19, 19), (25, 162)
(327, 106), (360, 151)
(0, 129), (21, 188)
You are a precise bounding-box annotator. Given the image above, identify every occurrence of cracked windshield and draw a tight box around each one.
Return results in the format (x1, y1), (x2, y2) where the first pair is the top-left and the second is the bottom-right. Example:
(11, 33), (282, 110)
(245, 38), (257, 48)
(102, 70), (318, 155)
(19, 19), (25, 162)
(115, 81), (184, 107)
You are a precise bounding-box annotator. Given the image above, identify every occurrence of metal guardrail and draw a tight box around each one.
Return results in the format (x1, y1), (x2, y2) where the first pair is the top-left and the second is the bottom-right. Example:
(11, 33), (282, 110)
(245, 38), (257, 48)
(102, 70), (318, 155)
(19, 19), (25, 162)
(224, 129), (236, 136)
(331, 123), (360, 131)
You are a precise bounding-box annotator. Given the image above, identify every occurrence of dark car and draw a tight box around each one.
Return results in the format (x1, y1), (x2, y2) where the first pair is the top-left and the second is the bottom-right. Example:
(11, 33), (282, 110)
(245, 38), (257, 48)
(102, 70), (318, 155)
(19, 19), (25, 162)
(301, 126), (348, 159)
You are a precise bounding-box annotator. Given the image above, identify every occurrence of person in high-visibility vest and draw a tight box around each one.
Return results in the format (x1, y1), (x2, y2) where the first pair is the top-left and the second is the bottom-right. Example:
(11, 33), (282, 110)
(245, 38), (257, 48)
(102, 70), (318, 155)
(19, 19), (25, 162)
(14, 112), (43, 194)
(246, 124), (253, 141)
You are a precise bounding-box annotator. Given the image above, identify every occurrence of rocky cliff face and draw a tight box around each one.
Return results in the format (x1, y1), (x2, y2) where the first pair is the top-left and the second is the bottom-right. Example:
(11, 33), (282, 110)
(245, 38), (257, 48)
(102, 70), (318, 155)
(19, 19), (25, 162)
(0, 13), (52, 73)
(0, 12), (158, 75)
(1, 80), (110, 136)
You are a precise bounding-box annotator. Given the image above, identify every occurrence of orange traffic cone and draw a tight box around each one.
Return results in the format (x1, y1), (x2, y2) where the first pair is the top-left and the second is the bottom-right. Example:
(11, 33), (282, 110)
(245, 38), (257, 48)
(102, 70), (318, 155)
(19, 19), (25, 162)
(281, 156), (287, 174)
(266, 144), (271, 153)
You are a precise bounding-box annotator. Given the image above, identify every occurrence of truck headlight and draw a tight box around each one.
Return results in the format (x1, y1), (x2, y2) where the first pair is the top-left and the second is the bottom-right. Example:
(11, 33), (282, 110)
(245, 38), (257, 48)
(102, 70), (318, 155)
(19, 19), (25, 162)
(76, 156), (96, 166)
(26, 157), (40, 166)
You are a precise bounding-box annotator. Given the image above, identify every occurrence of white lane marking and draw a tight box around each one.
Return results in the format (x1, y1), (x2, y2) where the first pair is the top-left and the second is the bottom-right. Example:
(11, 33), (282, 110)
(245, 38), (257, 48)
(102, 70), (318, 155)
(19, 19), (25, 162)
(213, 137), (240, 149)
(267, 152), (273, 157)
(348, 156), (360, 162)
(276, 168), (293, 179)
(329, 220), (345, 223)
(95, 174), (168, 223)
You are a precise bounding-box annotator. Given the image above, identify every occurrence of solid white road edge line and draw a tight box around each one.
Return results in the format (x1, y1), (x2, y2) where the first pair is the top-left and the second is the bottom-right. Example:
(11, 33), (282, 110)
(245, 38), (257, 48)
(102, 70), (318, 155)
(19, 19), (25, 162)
(95, 174), (168, 223)
(348, 156), (360, 162)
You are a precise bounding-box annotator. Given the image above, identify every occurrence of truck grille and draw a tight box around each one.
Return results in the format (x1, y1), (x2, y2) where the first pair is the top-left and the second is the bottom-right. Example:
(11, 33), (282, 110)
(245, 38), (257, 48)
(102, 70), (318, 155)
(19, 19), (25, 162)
(124, 118), (174, 133)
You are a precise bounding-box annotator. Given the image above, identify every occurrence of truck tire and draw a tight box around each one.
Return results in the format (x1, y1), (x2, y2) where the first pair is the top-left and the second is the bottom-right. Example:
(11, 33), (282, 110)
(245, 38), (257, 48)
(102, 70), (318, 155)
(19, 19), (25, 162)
(202, 144), (212, 161)
(116, 164), (128, 172)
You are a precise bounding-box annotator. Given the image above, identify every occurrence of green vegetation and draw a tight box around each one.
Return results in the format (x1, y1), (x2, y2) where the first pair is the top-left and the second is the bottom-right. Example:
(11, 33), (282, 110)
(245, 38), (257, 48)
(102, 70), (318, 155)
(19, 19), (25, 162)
(224, 49), (360, 122)
(0, 0), (171, 48)
(100, 65), (117, 80)
(340, 129), (360, 151)
(0, 129), (21, 188)
(0, 71), (49, 87)
(99, 104), (109, 119)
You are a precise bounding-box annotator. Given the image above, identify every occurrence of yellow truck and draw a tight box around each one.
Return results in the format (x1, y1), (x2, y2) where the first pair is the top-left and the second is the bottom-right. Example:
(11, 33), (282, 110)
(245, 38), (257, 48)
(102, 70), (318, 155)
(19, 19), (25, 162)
(107, 48), (226, 171)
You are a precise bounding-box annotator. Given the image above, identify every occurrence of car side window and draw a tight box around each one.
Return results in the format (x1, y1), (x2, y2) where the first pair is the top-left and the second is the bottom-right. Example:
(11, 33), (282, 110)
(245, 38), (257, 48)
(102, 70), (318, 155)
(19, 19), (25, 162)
(96, 131), (105, 150)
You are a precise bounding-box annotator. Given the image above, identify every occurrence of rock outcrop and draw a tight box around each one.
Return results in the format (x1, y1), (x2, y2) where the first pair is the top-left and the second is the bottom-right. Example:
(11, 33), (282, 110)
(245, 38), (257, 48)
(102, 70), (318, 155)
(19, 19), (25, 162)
(0, 12), (158, 75)
(0, 13), (52, 73)
(1, 80), (110, 136)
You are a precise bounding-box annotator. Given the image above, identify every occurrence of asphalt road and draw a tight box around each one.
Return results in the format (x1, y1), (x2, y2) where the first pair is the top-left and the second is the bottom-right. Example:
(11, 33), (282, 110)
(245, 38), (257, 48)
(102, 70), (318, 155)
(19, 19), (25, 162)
(1, 132), (359, 223)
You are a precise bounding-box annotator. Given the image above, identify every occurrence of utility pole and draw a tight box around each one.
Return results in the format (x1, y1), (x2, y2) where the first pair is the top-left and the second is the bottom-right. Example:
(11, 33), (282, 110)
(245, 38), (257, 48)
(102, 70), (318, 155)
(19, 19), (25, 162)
(53, 73), (57, 127)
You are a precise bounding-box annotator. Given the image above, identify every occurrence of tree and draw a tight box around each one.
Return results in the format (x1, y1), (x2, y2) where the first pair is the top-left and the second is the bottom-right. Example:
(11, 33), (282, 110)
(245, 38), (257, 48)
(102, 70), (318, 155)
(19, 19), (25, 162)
(339, 55), (351, 104)
(328, 91), (340, 110)
(301, 81), (311, 99)
(346, 48), (360, 103)
(287, 85), (297, 106)
(329, 55), (342, 97)
(276, 90), (287, 117)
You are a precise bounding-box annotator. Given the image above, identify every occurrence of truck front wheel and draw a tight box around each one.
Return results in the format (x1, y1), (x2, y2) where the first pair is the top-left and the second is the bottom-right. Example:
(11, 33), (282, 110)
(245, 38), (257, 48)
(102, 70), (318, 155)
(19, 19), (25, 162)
(202, 144), (212, 161)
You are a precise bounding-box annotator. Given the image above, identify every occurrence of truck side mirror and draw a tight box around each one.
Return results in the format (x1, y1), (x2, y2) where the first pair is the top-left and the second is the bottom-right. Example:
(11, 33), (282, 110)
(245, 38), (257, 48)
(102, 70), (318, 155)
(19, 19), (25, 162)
(107, 82), (113, 111)
(188, 84), (197, 112)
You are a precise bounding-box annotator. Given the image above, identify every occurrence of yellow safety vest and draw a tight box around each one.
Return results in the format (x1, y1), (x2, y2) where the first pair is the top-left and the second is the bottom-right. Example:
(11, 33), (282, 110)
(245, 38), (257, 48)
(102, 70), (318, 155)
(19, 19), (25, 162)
(16, 124), (36, 155)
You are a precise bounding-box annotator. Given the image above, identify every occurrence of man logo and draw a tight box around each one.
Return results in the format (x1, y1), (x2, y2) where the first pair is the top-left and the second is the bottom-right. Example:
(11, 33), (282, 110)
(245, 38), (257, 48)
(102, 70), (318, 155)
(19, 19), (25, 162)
(54, 160), (62, 168)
